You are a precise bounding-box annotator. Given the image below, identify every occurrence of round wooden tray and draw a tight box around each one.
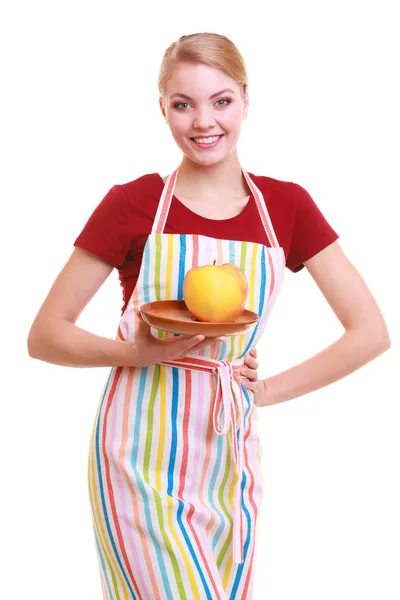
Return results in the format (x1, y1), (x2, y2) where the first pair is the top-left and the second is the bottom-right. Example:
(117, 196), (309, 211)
(140, 300), (260, 337)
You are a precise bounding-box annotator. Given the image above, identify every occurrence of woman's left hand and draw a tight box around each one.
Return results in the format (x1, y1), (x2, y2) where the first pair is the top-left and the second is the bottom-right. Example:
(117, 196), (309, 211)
(241, 346), (266, 407)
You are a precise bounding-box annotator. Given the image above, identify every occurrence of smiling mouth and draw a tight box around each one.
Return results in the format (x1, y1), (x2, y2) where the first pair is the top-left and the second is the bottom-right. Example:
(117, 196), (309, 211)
(190, 135), (224, 142)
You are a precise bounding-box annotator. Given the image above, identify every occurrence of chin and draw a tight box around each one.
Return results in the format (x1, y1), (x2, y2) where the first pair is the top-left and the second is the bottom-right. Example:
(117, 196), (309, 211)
(189, 155), (228, 169)
(182, 144), (234, 166)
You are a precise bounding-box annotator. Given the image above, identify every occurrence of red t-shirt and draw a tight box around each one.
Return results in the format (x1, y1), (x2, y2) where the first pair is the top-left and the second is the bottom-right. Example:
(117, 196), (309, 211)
(74, 172), (339, 314)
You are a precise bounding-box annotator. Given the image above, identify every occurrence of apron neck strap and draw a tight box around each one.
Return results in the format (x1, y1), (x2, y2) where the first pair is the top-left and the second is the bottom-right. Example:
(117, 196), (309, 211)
(152, 167), (279, 248)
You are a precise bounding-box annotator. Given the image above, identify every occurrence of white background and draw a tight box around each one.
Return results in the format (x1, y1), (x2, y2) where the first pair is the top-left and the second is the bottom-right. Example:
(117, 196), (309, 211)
(2, 0), (399, 598)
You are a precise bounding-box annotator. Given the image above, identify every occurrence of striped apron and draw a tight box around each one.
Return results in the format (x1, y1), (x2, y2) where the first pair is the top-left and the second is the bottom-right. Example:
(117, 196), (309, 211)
(88, 167), (285, 599)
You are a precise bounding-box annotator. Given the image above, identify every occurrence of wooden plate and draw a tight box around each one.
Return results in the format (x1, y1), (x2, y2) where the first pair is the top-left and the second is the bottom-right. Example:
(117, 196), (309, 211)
(140, 300), (260, 337)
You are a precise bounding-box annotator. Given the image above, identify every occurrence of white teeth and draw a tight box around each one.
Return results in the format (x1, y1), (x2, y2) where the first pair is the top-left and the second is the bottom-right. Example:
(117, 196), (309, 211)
(193, 136), (221, 144)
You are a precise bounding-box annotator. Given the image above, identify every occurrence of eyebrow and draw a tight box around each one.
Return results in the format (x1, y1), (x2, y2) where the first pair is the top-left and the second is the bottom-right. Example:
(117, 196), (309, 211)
(170, 88), (235, 101)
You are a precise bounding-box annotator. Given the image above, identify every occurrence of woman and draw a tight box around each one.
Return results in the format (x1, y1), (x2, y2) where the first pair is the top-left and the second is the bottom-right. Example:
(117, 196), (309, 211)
(28, 32), (390, 599)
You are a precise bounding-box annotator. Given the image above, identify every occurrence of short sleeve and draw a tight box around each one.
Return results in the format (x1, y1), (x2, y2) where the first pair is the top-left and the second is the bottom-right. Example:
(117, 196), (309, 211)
(286, 183), (339, 273)
(74, 185), (132, 267)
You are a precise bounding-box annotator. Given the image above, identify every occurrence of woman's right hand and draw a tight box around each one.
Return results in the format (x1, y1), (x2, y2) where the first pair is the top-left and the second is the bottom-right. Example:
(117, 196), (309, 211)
(129, 310), (226, 367)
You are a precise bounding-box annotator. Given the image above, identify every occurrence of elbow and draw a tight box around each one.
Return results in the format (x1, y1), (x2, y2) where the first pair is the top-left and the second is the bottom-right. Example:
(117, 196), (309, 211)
(27, 317), (64, 361)
(377, 332), (391, 354)
(27, 324), (45, 359)
(372, 320), (392, 354)
(360, 326), (391, 357)
(345, 323), (391, 360)
(27, 329), (39, 359)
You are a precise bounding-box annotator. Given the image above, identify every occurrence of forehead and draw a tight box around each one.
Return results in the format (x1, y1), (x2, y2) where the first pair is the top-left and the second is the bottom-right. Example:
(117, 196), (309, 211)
(165, 62), (239, 97)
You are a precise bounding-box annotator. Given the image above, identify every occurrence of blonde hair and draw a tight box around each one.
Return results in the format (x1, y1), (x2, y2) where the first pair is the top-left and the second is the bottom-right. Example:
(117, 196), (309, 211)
(158, 33), (248, 102)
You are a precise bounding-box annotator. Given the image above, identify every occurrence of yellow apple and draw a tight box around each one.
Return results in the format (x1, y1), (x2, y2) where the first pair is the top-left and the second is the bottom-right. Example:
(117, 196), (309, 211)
(183, 261), (248, 322)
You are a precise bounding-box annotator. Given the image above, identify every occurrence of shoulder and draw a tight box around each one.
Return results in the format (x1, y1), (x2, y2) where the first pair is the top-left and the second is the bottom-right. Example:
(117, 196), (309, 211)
(109, 173), (162, 220)
(247, 172), (298, 199)
(247, 172), (301, 217)
(248, 172), (320, 213)
(108, 172), (162, 226)
(117, 173), (161, 201)
(78, 172), (161, 228)
(248, 171), (293, 188)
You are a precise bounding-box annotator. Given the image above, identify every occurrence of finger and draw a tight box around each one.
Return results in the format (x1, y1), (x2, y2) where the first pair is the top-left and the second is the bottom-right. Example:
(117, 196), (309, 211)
(199, 335), (227, 348)
(167, 334), (205, 359)
(157, 332), (225, 345)
(242, 380), (257, 391)
(136, 310), (152, 333)
(243, 355), (258, 369)
(243, 356), (257, 369)
(136, 309), (151, 324)
(241, 367), (257, 381)
(250, 346), (257, 358)
(157, 333), (194, 344)
(184, 336), (227, 354)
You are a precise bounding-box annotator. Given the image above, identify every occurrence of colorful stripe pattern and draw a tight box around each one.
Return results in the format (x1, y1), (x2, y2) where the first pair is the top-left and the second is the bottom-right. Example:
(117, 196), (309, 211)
(88, 168), (285, 598)
(160, 356), (248, 565)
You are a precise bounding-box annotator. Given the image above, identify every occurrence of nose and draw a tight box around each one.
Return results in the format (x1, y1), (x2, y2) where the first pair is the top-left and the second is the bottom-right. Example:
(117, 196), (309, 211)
(192, 107), (216, 130)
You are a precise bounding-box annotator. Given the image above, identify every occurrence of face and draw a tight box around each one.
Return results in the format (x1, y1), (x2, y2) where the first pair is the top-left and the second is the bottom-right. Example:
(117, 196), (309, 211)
(159, 62), (249, 166)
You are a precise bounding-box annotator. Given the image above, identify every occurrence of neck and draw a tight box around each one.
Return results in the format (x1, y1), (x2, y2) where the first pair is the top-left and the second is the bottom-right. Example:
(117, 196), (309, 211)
(177, 151), (246, 194)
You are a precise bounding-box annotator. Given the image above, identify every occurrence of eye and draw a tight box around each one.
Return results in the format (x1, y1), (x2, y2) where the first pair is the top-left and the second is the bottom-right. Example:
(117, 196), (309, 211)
(173, 98), (232, 110)
(174, 102), (190, 110)
(216, 98), (232, 106)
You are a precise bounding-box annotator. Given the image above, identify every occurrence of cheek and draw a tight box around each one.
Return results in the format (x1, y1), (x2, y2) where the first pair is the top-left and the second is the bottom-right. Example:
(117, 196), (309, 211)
(166, 108), (244, 137)
(166, 112), (188, 135)
(219, 109), (244, 133)
(229, 108), (245, 128)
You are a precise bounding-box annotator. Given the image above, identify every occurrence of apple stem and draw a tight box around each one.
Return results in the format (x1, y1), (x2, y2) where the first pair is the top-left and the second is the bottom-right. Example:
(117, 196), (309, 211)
(213, 260), (216, 266)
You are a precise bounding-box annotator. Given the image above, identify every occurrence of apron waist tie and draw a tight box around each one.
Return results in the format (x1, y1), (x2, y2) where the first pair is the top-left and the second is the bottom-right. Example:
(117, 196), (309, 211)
(160, 354), (246, 565)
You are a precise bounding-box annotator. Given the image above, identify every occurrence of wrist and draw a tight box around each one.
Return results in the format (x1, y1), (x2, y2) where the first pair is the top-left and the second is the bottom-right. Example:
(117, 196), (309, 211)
(263, 378), (268, 406)
(101, 339), (138, 367)
(259, 378), (271, 407)
(119, 340), (139, 367)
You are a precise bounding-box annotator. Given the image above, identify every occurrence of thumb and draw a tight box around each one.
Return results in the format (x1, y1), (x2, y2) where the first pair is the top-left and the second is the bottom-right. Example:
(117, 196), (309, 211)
(136, 310), (151, 334)
(167, 334), (205, 360)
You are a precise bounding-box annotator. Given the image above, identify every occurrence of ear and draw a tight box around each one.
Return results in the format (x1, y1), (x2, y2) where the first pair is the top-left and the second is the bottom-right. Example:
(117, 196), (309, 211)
(159, 96), (168, 122)
(242, 92), (249, 120)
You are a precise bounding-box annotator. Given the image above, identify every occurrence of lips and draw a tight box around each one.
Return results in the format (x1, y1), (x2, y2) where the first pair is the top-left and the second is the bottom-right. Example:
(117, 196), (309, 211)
(189, 135), (225, 150)
(190, 135), (224, 141)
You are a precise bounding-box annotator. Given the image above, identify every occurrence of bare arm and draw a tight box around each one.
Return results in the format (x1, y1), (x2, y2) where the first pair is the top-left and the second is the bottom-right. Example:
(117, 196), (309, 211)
(27, 248), (133, 367)
(27, 248), (215, 368)
(259, 241), (391, 407)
